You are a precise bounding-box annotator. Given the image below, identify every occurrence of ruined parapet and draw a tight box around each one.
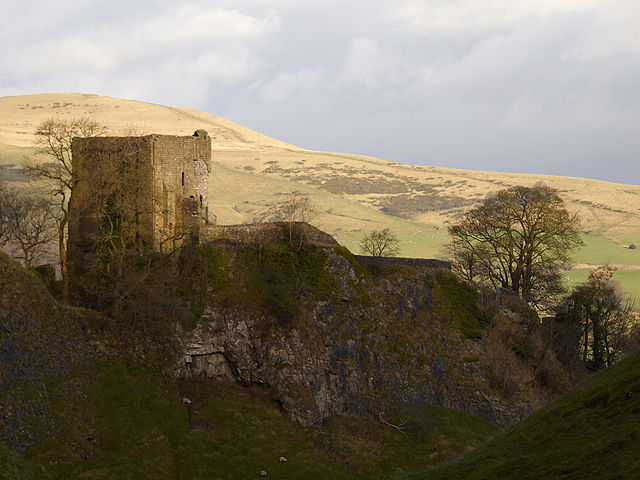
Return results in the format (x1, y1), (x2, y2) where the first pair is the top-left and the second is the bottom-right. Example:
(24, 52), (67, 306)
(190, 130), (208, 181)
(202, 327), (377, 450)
(68, 130), (211, 275)
(203, 222), (339, 248)
(353, 255), (451, 271)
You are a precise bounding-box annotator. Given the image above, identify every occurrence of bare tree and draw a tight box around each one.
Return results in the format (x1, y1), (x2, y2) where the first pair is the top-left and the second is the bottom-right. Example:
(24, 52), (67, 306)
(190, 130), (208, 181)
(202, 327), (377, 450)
(0, 167), (10, 247)
(271, 191), (319, 223)
(449, 185), (582, 309)
(24, 118), (108, 301)
(270, 191), (319, 249)
(1, 188), (56, 268)
(359, 228), (400, 257)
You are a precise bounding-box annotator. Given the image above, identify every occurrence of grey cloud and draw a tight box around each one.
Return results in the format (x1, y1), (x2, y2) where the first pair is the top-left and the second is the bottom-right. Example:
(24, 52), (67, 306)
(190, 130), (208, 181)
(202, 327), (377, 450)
(1, 1), (638, 184)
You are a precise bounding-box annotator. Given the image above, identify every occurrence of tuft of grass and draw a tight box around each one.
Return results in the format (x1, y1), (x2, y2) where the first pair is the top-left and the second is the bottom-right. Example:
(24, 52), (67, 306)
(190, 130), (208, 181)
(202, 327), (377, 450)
(315, 406), (497, 479)
(500, 296), (540, 333)
(203, 243), (336, 325)
(0, 444), (48, 480)
(428, 270), (493, 339)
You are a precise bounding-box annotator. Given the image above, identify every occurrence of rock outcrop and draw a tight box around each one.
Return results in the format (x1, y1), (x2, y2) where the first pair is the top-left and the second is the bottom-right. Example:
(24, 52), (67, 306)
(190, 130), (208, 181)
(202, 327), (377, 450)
(177, 244), (543, 427)
(0, 251), (100, 453)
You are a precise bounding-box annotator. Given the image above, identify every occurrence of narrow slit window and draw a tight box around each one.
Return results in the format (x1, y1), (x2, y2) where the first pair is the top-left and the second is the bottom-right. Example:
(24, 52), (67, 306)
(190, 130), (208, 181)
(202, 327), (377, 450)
(181, 172), (184, 186)
(199, 195), (203, 207)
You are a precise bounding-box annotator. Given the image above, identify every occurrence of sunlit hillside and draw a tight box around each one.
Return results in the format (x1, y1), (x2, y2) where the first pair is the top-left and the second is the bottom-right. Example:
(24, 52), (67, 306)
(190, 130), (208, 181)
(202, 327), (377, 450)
(1, 93), (639, 299)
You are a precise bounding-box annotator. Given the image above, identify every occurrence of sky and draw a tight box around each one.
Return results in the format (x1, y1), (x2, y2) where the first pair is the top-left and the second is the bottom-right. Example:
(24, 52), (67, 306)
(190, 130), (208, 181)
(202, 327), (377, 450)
(1, 0), (639, 185)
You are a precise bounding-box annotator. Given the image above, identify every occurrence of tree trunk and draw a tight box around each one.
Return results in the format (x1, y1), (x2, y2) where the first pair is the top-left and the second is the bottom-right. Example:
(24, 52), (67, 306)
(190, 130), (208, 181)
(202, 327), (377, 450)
(23, 247), (31, 269)
(592, 314), (604, 370)
(582, 321), (589, 364)
(59, 215), (69, 304)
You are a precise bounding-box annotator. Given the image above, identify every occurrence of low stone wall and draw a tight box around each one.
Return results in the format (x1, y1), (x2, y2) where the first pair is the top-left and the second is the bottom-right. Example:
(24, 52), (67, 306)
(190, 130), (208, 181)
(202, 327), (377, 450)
(202, 222), (339, 247)
(354, 255), (451, 271)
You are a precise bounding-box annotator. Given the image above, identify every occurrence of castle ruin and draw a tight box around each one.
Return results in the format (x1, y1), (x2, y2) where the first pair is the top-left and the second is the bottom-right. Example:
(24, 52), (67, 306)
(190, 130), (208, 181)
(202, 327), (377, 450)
(66, 128), (451, 278)
(68, 130), (211, 273)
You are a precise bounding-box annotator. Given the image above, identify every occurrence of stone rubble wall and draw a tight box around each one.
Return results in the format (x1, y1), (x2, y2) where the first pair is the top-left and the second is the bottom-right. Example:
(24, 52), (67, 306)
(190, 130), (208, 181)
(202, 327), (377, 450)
(353, 255), (451, 271)
(202, 222), (339, 247)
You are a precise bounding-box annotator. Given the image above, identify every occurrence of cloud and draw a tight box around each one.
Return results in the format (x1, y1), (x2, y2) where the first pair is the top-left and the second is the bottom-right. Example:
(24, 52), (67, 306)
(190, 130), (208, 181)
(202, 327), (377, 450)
(135, 7), (281, 44)
(1, 0), (639, 183)
(260, 68), (324, 102)
(337, 38), (383, 89)
(387, 0), (607, 34)
(0, 3), (280, 106)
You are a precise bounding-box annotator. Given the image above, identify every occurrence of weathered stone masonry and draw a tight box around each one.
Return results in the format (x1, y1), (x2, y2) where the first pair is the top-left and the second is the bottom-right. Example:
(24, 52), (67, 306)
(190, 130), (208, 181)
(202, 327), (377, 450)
(68, 130), (211, 273)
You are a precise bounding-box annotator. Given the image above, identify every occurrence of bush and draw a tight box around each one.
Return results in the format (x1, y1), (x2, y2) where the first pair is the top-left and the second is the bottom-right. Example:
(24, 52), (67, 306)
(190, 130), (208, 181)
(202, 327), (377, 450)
(481, 316), (525, 399)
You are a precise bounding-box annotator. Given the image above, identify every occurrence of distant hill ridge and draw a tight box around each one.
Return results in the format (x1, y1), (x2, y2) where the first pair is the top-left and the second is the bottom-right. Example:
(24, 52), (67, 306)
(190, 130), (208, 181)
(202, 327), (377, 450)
(0, 93), (298, 150)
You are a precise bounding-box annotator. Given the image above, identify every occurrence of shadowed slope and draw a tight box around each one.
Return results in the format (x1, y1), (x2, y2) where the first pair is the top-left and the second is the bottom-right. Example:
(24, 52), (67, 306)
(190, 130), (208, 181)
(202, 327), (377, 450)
(408, 350), (640, 480)
(0, 248), (501, 479)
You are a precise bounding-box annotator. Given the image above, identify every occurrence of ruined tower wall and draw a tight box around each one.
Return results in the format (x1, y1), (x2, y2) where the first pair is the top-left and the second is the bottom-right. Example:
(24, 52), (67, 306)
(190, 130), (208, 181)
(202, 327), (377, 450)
(68, 136), (154, 273)
(68, 130), (211, 275)
(150, 132), (211, 249)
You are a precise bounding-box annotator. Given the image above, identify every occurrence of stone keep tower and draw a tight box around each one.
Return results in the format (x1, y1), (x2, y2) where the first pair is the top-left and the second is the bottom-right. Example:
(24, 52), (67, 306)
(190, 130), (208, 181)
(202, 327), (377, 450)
(68, 130), (211, 271)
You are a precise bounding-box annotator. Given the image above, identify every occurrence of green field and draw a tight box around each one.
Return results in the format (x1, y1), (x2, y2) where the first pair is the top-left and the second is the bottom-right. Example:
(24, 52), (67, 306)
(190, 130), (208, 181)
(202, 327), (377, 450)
(563, 233), (640, 307)
(573, 234), (640, 266)
(340, 227), (450, 259)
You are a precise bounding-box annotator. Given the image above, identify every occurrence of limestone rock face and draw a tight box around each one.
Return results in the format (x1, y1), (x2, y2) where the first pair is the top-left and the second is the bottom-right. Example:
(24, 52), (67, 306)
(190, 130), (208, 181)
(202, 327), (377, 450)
(0, 251), (100, 453)
(177, 248), (535, 427)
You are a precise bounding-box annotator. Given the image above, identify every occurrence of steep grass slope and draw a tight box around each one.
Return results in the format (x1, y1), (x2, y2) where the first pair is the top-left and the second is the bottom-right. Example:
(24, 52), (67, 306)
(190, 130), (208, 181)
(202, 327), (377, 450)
(408, 350), (640, 480)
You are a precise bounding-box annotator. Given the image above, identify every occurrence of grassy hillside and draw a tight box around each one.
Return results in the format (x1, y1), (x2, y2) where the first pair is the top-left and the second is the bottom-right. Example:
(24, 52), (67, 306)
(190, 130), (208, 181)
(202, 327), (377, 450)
(0, 247), (501, 479)
(1, 93), (639, 299)
(407, 350), (640, 480)
(0, 444), (48, 480)
(13, 362), (498, 480)
(3, 239), (637, 479)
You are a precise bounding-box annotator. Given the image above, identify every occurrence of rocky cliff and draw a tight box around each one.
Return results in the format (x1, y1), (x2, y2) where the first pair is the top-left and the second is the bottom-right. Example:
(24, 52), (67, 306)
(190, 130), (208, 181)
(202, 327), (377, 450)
(0, 228), (569, 478)
(0, 251), (101, 454)
(177, 239), (561, 428)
